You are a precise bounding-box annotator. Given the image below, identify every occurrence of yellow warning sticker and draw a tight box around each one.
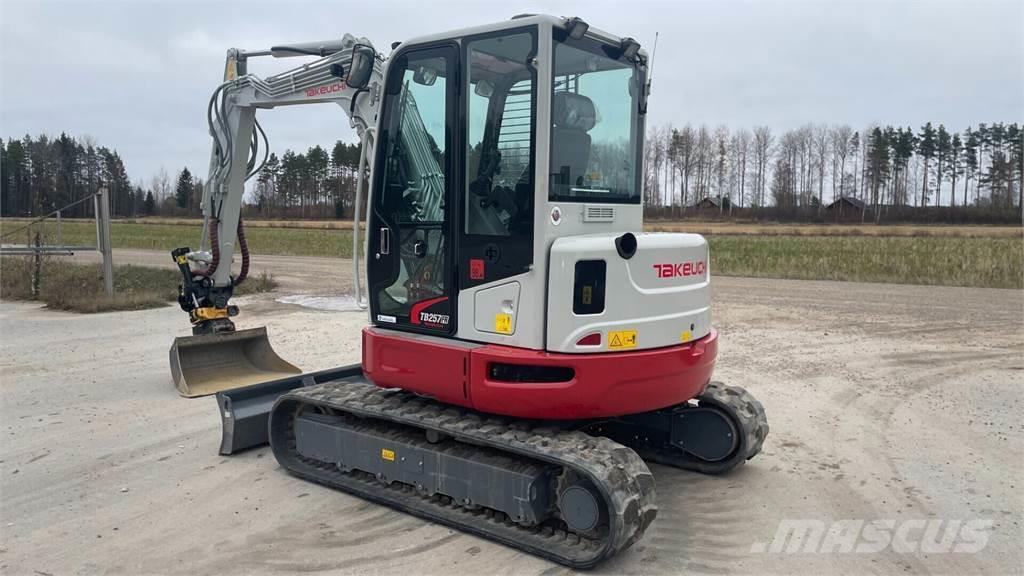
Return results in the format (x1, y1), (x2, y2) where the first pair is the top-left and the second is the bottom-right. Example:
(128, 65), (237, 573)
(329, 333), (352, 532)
(495, 313), (513, 335)
(608, 330), (638, 350)
(681, 330), (692, 343)
(381, 448), (395, 462)
(582, 285), (593, 305)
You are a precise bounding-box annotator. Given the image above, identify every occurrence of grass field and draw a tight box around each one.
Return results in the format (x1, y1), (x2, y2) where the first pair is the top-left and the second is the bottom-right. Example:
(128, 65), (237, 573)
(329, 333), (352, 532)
(2, 218), (1021, 289)
(0, 257), (276, 312)
(708, 236), (1021, 289)
(645, 221), (1023, 238)
(1, 219), (356, 258)
(4, 217), (1022, 238)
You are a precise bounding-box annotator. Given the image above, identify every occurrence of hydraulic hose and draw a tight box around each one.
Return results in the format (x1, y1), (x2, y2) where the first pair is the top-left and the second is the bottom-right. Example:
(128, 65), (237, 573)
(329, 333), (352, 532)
(235, 217), (250, 286)
(195, 217), (221, 278)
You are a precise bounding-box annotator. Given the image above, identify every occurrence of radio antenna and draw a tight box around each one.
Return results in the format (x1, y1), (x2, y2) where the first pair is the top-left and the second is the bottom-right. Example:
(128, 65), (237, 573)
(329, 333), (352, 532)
(648, 32), (659, 80)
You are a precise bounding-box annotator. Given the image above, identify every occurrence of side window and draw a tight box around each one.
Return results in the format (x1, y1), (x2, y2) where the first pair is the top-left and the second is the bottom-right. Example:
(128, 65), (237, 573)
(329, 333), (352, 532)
(382, 55), (449, 225)
(465, 33), (535, 237)
(550, 33), (642, 204)
(372, 49), (453, 330)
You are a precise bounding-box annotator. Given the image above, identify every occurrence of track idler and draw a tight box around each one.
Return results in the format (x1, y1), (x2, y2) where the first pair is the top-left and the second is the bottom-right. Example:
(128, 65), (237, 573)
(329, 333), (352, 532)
(582, 381), (769, 475)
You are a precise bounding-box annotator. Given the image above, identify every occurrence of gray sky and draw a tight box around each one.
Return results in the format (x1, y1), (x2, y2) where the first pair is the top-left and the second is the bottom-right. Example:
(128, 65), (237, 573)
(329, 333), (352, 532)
(1, 0), (1021, 185)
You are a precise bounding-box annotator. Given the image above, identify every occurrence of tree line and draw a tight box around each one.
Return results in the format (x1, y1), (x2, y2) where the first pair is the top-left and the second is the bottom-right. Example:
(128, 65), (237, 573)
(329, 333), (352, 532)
(252, 141), (362, 219)
(0, 134), (363, 220)
(1, 134), (137, 218)
(643, 122), (1023, 221)
(158, 140), (364, 219)
(4, 123), (1021, 223)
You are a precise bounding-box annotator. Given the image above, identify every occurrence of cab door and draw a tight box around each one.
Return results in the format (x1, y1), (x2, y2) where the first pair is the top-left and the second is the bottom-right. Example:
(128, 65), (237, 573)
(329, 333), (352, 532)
(368, 45), (458, 334)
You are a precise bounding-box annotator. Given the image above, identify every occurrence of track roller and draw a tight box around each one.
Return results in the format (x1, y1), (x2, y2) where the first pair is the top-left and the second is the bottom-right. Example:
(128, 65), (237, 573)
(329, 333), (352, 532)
(268, 381), (658, 568)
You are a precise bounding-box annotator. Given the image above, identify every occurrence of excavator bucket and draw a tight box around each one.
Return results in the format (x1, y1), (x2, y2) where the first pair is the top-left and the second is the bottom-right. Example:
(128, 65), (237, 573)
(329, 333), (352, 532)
(169, 327), (301, 397)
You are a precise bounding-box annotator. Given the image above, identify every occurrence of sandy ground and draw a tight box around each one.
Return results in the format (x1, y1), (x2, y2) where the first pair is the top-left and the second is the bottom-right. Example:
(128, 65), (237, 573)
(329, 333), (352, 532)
(1, 252), (1022, 575)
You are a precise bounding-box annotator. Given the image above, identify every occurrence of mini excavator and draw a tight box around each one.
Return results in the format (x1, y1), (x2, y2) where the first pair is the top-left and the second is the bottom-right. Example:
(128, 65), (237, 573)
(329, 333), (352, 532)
(169, 15), (768, 568)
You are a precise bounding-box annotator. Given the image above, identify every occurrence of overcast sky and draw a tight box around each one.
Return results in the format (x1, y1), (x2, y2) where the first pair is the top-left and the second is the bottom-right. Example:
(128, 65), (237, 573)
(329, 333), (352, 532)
(1, 0), (1021, 185)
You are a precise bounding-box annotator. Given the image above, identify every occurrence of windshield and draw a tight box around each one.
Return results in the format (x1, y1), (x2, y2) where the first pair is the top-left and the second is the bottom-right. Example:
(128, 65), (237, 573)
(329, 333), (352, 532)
(550, 33), (644, 204)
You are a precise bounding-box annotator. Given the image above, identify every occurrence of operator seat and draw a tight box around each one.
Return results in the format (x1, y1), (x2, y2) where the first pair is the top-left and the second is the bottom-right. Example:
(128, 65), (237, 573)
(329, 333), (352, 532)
(550, 92), (597, 189)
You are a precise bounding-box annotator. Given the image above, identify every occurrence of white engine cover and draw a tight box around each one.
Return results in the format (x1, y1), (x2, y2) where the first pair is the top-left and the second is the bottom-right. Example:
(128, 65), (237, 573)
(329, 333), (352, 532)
(546, 232), (711, 353)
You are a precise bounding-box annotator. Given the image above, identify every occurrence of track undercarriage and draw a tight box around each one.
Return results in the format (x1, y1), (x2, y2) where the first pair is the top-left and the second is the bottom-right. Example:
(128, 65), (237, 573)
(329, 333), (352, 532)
(266, 379), (768, 568)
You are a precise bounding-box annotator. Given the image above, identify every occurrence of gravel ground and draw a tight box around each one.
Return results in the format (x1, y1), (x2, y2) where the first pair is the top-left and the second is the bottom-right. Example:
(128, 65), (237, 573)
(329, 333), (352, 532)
(1, 253), (1021, 575)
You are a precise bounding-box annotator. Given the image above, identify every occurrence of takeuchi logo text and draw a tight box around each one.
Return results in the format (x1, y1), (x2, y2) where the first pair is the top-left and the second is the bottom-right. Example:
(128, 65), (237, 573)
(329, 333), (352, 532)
(305, 82), (346, 98)
(653, 261), (706, 279)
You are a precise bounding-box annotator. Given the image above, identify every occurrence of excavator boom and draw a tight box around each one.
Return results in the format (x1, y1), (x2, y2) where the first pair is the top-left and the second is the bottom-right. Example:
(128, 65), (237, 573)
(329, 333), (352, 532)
(170, 35), (381, 396)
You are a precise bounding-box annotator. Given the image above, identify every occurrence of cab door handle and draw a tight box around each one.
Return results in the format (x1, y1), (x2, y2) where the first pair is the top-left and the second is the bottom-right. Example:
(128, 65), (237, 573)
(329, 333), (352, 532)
(379, 227), (391, 255)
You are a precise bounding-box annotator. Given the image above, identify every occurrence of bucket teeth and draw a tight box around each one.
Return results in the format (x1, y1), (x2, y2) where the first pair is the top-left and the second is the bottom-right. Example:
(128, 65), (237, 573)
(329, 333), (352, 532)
(169, 326), (301, 397)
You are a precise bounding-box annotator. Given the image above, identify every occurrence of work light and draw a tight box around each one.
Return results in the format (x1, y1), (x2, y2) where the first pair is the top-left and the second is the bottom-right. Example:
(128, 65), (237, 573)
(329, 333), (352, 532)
(620, 37), (641, 61)
(566, 17), (589, 40)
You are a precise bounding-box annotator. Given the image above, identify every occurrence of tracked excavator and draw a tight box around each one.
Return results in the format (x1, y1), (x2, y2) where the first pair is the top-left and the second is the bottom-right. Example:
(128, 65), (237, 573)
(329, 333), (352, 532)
(169, 15), (768, 568)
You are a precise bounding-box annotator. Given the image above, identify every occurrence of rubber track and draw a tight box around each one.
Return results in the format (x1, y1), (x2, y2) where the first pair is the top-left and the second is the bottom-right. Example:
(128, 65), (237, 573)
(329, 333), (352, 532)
(632, 381), (769, 474)
(269, 381), (658, 569)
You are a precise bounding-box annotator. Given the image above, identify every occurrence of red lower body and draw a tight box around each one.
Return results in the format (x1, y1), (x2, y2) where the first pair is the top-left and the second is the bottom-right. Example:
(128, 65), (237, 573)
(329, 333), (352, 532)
(361, 327), (717, 420)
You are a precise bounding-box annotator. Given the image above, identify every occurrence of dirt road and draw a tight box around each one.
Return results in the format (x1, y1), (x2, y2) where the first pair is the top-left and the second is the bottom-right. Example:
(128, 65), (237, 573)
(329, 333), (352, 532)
(71, 248), (361, 294)
(1, 255), (1021, 575)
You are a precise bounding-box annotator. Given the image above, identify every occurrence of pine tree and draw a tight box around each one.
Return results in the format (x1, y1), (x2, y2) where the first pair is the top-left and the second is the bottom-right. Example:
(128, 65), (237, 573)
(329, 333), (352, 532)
(1008, 123), (1023, 217)
(975, 123), (989, 203)
(866, 127), (890, 220)
(917, 123), (937, 207)
(848, 132), (860, 202)
(256, 152), (280, 216)
(947, 133), (962, 208)
(963, 128), (979, 206)
(0, 139), (7, 216)
(174, 167), (193, 209)
(143, 190), (155, 215)
(935, 125), (951, 207)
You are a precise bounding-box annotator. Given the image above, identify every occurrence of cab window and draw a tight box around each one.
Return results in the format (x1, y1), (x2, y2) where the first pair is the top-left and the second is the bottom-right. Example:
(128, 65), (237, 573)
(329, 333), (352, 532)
(461, 29), (536, 288)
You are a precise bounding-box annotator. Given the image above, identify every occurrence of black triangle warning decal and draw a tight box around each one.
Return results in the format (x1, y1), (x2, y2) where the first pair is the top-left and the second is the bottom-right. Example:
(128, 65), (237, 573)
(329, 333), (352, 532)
(610, 334), (622, 347)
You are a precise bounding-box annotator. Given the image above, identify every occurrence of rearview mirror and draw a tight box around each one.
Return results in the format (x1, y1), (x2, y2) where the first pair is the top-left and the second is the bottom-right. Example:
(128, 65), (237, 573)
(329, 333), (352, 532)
(347, 44), (376, 89)
(474, 79), (494, 98)
(413, 66), (438, 86)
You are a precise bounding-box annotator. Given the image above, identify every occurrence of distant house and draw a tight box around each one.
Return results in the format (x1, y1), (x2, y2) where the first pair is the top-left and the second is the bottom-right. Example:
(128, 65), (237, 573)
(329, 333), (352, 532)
(692, 196), (729, 210)
(825, 196), (866, 220)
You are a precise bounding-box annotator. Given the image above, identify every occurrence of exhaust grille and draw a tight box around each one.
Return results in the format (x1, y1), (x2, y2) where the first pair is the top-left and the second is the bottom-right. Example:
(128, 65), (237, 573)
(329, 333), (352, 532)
(583, 205), (615, 222)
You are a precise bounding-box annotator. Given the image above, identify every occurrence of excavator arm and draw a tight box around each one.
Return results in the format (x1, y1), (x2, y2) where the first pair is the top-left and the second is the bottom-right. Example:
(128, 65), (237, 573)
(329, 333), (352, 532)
(170, 35), (382, 396)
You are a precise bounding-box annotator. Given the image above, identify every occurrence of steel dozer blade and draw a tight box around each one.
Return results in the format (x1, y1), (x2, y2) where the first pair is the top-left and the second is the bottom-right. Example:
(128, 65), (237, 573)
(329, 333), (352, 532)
(169, 327), (302, 397)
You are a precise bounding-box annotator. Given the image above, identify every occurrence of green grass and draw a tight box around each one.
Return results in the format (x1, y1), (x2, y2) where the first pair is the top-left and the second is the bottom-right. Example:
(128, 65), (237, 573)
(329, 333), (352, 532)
(0, 257), (277, 313)
(0, 220), (355, 258)
(3, 219), (1020, 289)
(708, 236), (1023, 289)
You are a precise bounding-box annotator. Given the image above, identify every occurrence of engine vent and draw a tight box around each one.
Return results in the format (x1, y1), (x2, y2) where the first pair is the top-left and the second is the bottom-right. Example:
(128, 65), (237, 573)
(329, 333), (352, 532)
(583, 205), (615, 222)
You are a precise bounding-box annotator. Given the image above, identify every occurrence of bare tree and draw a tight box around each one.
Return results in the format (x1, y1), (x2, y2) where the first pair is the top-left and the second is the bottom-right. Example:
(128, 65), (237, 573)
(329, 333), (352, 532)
(752, 126), (774, 208)
(813, 124), (829, 211)
(673, 125), (696, 213)
(830, 125), (853, 202)
(150, 166), (171, 204)
(643, 127), (663, 208)
(713, 125), (729, 211)
(730, 129), (751, 209)
(695, 125), (712, 201)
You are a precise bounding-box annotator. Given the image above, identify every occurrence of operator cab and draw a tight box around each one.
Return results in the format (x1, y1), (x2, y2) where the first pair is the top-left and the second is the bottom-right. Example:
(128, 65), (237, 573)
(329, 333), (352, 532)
(366, 15), (709, 357)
